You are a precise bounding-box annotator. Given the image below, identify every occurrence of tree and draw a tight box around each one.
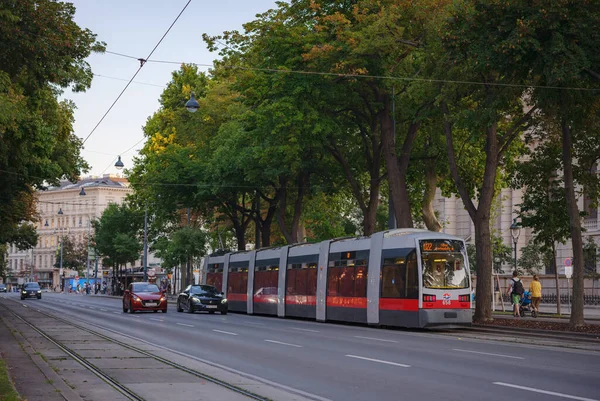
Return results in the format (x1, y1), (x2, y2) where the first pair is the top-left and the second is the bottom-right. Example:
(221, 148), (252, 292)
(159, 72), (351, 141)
(54, 235), (88, 275)
(514, 130), (572, 314)
(441, 1), (537, 322)
(0, 0), (104, 246)
(153, 227), (208, 287)
(467, 0), (600, 327)
(93, 204), (142, 295)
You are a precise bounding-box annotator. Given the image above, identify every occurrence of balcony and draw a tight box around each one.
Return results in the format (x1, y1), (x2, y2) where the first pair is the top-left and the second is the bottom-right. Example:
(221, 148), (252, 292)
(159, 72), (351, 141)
(584, 218), (598, 231)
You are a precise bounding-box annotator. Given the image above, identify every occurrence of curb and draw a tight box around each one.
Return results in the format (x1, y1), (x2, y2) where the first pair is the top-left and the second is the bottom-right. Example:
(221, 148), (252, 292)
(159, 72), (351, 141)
(471, 324), (600, 342)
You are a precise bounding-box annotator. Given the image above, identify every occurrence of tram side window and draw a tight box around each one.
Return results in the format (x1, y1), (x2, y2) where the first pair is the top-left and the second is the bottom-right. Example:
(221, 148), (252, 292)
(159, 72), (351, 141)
(327, 260), (368, 297)
(381, 252), (418, 299)
(228, 267), (248, 294)
(286, 263), (317, 296)
(254, 265), (279, 295)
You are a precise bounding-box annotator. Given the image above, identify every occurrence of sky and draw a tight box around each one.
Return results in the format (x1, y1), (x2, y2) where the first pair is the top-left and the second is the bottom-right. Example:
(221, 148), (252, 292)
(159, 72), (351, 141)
(63, 0), (279, 177)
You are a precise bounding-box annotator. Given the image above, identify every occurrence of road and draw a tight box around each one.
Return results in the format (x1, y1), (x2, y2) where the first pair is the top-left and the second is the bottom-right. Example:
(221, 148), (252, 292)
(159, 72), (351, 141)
(2, 292), (599, 401)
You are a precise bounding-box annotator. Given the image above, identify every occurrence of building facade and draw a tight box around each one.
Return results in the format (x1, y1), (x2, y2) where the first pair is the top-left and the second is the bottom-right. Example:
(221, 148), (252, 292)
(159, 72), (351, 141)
(5, 175), (134, 289)
(434, 187), (600, 275)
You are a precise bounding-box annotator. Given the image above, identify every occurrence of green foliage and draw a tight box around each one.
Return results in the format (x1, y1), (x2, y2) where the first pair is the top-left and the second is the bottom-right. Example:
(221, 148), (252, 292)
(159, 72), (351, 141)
(518, 242), (553, 276)
(153, 227), (208, 272)
(0, 0), (104, 246)
(93, 204), (142, 268)
(0, 244), (7, 281)
(466, 234), (512, 273)
(54, 236), (88, 275)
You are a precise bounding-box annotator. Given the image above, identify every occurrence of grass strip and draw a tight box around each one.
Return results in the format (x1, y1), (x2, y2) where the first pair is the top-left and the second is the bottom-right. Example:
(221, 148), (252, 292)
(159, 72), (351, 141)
(0, 357), (20, 401)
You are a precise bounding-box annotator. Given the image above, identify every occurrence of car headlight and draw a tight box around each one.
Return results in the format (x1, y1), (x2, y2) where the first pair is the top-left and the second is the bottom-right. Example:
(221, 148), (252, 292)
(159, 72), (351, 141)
(37, 290), (41, 293)
(160, 297), (166, 302)
(191, 296), (200, 303)
(22, 290), (26, 294)
(132, 295), (141, 302)
(221, 298), (228, 304)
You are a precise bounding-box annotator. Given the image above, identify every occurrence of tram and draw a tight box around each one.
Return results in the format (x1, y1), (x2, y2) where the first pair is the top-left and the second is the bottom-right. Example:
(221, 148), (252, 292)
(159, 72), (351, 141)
(203, 229), (472, 328)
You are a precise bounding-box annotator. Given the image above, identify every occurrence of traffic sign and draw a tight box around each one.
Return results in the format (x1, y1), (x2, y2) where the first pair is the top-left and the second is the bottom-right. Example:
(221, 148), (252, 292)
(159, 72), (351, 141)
(565, 257), (572, 267)
(147, 269), (156, 277)
(565, 266), (573, 279)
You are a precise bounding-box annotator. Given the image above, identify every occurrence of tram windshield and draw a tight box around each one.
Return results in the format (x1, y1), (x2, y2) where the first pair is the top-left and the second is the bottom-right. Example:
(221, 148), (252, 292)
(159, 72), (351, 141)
(420, 240), (469, 289)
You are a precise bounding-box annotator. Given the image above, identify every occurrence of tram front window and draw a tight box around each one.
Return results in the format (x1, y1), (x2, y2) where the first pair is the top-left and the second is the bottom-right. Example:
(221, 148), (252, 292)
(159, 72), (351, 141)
(420, 240), (469, 289)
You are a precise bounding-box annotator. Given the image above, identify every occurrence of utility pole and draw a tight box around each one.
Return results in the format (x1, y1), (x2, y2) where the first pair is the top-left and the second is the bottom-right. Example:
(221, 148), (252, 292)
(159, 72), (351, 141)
(143, 205), (148, 281)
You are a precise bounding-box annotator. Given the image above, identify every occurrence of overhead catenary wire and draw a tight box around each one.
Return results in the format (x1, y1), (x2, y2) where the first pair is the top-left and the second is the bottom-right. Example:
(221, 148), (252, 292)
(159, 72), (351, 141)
(103, 49), (600, 92)
(81, 0), (192, 145)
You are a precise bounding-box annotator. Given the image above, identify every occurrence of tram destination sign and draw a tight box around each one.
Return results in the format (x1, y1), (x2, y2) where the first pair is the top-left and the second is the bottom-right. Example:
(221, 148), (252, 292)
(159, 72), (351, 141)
(420, 240), (462, 253)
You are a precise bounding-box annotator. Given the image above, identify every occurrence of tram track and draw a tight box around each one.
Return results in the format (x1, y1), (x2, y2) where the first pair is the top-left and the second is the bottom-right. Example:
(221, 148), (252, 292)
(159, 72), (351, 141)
(1, 299), (272, 401)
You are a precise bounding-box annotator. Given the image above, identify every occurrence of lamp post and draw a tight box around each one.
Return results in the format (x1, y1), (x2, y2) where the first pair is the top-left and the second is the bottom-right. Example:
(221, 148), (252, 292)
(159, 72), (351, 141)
(510, 218), (521, 273)
(79, 187), (95, 294)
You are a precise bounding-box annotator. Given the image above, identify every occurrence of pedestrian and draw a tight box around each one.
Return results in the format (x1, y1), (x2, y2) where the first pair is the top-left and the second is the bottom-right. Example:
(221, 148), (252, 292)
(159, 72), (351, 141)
(529, 274), (542, 317)
(507, 271), (525, 318)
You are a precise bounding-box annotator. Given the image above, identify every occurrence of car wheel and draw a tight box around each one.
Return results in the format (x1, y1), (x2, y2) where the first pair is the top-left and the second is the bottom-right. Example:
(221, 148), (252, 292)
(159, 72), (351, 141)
(129, 304), (135, 314)
(153, 310), (158, 313)
(177, 301), (183, 312)
(187, 302), (194, 314)
(221, 311), (227, 315)
(162, 309), (167, 313)
(20, 297), (24, 300)
(123, 305), (128, 313)
(208, 311), (215, 314)
(37, 296), (41, 299)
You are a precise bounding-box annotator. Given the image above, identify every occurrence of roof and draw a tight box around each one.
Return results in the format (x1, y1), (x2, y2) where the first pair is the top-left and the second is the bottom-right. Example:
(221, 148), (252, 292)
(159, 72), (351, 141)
(45, 175), (130, 192)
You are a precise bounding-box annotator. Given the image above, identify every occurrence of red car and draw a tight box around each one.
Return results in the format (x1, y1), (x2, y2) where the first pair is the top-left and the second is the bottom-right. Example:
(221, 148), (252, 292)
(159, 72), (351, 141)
(123, 282), (167, 313)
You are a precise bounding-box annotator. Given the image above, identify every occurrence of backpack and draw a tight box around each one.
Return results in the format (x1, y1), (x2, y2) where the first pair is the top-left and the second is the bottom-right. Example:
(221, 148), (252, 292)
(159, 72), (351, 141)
(512, 279), (524, 296)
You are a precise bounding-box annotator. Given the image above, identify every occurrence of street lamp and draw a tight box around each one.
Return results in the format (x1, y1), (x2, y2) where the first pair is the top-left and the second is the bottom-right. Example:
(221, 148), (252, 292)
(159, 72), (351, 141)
(80, 189), (94, 294)
(510, 218), (521, 272)
(185, 92), (200, 113)
(115, 156), (124, 170)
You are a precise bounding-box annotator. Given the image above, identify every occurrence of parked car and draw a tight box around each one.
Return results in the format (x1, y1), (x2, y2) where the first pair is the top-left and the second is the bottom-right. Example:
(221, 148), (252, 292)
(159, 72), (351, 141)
(0, 284), (7, 293)
(177, 285), (228, 314)
(21, 282), (42, 300)
(122, 282), (167, 313)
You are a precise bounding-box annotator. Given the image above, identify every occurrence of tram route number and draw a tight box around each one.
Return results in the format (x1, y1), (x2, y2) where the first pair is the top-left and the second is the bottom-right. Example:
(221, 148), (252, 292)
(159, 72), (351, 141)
(422, 241), (455, 252)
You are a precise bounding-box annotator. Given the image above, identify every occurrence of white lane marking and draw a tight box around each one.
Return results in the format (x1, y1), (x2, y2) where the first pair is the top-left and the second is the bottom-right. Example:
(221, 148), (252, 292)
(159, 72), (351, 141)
(213, 329), (238, 336)
(354, 335), (398, 343)
(113, 312), (120, 314)
(454, 348), (524, 360)
(22, 304), (28, 308)
(345, 354), (410, 368)
(88, 306), (96, 309)
(493, 382), (599, 401)
(290, 327), (320, 333)
(100, 309), (107, 312)
(176, 323), (194, 327)
(264, 339), (303, 348)
(150, 318), (164, 322)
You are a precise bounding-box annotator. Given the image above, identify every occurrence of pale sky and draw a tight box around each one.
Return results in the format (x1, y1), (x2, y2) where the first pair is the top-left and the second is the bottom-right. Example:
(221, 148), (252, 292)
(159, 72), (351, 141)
(63, 0), (279, 177)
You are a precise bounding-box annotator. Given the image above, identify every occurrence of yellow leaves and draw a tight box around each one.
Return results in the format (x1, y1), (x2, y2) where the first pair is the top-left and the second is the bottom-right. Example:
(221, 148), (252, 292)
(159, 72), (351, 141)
(148, 130), (176, 154)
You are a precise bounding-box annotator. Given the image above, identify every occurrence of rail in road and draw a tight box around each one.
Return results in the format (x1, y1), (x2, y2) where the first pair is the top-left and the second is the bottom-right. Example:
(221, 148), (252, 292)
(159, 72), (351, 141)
(0, 298), (270, 401)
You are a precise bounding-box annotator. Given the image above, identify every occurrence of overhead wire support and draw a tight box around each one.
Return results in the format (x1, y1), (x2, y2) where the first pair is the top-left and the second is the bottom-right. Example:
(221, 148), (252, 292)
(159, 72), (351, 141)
(82, 0), (193, 145)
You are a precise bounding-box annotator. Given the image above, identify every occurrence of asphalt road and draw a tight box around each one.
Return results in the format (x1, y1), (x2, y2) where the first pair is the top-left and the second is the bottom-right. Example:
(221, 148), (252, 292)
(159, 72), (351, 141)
(3, 292), (599, 401)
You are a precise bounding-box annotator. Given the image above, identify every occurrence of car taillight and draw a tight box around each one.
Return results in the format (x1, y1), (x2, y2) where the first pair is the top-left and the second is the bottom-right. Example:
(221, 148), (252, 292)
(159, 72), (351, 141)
(423, 294), (436, 302)
(459, 295), (470, 302)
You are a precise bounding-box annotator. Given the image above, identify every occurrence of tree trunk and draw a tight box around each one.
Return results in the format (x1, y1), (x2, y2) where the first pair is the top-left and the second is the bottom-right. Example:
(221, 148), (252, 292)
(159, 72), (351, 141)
(473, 213), (493, 322)
(553, 243), (561, 315)
(422, 158), (442, 231)
(444, 104), (499, 322)
(562, 121), (585, 327)
(379, 91), (418, 228)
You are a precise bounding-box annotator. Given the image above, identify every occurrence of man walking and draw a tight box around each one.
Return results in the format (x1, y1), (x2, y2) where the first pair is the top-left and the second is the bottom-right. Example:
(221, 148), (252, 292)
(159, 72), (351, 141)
(529, 274), (542, 317)
(507, 271), (525, 317)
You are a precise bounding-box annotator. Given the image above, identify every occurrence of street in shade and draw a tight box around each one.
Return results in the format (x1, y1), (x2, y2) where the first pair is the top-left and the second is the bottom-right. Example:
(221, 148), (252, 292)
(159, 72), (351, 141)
(4, 291), (599, 401)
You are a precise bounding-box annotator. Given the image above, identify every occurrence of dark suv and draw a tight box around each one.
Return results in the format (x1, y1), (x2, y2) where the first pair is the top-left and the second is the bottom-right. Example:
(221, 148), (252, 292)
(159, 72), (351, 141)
(21, 282), (42, 300)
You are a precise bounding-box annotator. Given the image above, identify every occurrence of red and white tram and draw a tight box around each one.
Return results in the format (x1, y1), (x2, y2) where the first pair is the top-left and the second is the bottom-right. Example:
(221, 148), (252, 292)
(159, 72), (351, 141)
(203, 229), (472, 328)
